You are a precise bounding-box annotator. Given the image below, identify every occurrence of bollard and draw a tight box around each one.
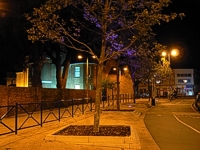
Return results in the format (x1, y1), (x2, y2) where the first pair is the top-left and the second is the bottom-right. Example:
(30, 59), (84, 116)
(151, 97), (156, 106)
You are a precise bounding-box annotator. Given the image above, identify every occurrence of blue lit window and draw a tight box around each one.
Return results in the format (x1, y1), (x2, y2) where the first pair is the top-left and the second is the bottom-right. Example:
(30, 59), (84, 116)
(178, 79), (190, 83)
(75, 67), (80, 77)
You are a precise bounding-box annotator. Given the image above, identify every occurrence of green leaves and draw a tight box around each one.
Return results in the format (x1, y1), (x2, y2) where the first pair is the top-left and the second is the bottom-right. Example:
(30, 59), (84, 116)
(101, 78), (116, 89)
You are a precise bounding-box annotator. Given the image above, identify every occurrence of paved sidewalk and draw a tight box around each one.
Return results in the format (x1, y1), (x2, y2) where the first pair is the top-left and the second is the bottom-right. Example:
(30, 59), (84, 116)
(0, 99), (165, 150)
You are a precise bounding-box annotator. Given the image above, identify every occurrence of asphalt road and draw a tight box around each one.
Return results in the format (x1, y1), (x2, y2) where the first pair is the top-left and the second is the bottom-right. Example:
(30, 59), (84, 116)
(144, 99), (200, 150)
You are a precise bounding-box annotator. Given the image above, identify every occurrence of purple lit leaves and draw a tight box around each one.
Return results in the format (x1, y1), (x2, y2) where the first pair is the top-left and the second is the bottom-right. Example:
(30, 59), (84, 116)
(83, 7), (101, 28)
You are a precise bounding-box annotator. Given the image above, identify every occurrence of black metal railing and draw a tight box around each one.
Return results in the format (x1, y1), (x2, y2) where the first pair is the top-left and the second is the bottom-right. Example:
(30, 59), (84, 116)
(0, 94), (133, 135)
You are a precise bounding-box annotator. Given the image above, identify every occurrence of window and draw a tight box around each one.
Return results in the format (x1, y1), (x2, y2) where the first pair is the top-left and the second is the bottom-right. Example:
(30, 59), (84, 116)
(75, 84), (80, 89)
(74, 67), (80, 77)
(177, 74), (191, 77)
(178, 79), (191, 83)
(89, 66), (92, 78)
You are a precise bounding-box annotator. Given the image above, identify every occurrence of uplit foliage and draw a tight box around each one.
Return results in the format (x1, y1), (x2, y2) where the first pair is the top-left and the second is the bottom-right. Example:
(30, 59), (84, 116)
(25, 0), (184, 63)
(26, 0), (184, 132)
(154, 58), (172, 80)
(101, 78), (116, 90)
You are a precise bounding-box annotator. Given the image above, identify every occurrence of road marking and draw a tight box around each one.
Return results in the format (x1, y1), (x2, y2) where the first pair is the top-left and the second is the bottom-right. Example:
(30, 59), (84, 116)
(175, 100), (183, 104)
(191, 102), (200, 113)
(173, 114), (200, 134)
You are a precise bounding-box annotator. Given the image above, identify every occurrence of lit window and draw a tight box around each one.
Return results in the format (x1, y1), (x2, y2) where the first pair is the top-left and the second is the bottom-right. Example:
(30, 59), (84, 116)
(75, 84), (80, 89)
(75, 67), (80, 77)
(178, 79), (190, 83)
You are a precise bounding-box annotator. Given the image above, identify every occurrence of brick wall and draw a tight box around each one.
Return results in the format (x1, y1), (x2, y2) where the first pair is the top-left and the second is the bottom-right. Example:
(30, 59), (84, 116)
(0, 86), (96, 116)
(0, 86), (96, 104)
(106, 74), (134, 96)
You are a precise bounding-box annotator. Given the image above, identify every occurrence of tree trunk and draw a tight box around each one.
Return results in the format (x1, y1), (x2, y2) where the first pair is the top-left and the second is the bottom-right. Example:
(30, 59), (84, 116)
(93, 63), (103, 132)
(50, 44), (72, 90)
(55, 62), (62, 89)
(116, 62), (120, 110)
(31, 63), (42, 87)
(30, 42), (44, 87)
(93, 0), (108, 132)
(133, 78), (136, 103)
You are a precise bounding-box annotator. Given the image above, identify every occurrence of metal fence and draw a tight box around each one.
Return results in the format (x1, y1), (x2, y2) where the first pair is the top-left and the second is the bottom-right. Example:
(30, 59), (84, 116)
(0, 94), (134, 136)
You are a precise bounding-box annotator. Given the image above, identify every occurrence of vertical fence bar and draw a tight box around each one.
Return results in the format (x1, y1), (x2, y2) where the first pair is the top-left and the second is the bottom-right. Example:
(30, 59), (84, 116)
(90, 98), (92, 112)
(108, 95), (110, 107)
(82, 98), (84, 114)
(40, 101), (43, 127)
(15, 103), (18, 134)
(58, 100), (61, 122)
(103, 100), (105, 108)
(72, 99), (74, 117)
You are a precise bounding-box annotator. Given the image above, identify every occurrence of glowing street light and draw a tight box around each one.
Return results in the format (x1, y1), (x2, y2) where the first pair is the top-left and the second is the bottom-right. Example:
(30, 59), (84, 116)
(78, 55), (96, 99)
(161, 49), (179, 64)
(113, 66), (128, 109)
(161, 48), (179, 97)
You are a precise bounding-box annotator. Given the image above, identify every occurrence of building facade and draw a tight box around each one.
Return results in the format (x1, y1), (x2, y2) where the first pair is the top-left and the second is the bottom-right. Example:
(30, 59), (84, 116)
(173, 69), (200, 96)
(138, 69), (200, 97)
(12, 57), (200, 97)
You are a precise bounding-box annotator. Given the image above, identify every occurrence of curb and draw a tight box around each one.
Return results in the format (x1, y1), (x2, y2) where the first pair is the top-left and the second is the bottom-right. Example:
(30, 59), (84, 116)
(45, 125), (141, 150)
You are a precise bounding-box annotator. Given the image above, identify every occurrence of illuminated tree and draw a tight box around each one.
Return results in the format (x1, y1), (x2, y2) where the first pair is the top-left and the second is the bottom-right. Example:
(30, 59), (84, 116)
(26, 0), (184, 132)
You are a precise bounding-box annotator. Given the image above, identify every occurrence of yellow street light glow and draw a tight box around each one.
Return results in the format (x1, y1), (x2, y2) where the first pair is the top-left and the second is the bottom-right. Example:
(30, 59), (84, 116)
(113, 68), (117, 71)
(78, 55), (83, 59)
(161, 51), (167, 57)
(123, 67), (128, 71)
(78, 55), (96, 59)
(161, 49), (179, 57)
(171, 49), (179, 57)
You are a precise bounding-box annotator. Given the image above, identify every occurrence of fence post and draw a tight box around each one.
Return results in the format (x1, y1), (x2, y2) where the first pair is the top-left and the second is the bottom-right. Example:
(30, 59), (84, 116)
(40, 101), (43, 127)
(58, 100), (61, 122)
(15, 103), (18, 134)
(108, 95), (110, 107)
(72, 98), (74, 118)
(112, 95), (114, 106)
(90, 98), (92, 112)
(82, 98), (84, 114)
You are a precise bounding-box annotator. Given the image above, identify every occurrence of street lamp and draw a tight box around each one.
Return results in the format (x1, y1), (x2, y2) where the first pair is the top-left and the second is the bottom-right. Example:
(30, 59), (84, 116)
(151, 74), (156, 106)
(113, 66), (128, 110)
(161, 48), (179, 89)
(161, 49), (179, 64)
(78, 55), (96, 99)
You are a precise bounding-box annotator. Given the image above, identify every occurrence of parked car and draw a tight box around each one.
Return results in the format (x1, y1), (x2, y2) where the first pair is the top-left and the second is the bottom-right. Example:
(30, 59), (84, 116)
(140, 93), (149, 98)
(195, 93), (200, 111)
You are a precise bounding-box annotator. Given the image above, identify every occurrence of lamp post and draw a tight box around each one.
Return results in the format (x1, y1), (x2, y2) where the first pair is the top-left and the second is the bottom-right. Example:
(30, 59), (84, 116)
(151, 74), (156, 106)
(78, 55), (89, 99)
(78, 55), (96, 99)
(161, 48), (179, 88)
(156, 80), (161, 98)
(113, 65), (127, 110)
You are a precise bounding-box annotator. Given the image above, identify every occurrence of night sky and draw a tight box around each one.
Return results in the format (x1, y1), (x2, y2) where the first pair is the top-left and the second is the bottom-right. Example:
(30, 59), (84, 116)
(153, 0), (200, 70)
(0, 0), (200, 72)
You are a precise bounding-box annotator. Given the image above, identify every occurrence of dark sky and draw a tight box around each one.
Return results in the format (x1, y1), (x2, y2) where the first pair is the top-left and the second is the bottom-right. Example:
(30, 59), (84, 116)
(153, 0), (200, 70)
(0, 0), (200, 71)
